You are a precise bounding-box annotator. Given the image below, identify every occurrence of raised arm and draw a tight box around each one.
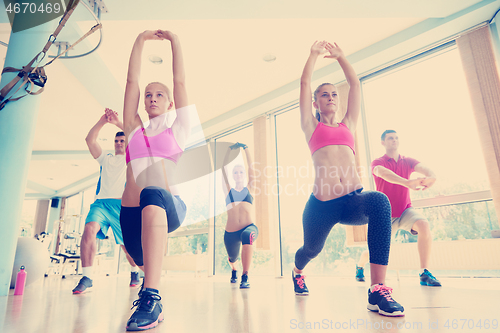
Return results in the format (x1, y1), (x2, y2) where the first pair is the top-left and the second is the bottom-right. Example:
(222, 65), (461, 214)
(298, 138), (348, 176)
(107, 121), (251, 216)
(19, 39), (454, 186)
(242, 145), (256, 193)
(221, 147), (233, 197)
(105, 108), (124, 130)
(373, 165), (424, 191)
(123, 31), (160, 135)
(86, 109), (124, 159)
(156, 30), (191, 144)
(324, 43), (361, 131)
(85, 113), (107, 159)
(414, 163), (437, 190)
(300, 41), (326, 134)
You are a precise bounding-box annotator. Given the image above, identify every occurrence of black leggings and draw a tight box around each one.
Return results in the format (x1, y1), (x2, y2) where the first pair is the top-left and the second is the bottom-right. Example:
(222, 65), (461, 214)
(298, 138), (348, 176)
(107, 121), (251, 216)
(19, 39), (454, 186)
(120, 186), (187, 266)
(295, 189), (391, 270)
(224, 224), (259, 263)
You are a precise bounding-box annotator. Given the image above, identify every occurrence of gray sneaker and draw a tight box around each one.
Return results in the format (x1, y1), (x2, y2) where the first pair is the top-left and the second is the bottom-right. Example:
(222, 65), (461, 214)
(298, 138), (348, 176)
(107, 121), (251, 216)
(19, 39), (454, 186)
(130, 271), (141, 287)
(72, 276), (93, 294)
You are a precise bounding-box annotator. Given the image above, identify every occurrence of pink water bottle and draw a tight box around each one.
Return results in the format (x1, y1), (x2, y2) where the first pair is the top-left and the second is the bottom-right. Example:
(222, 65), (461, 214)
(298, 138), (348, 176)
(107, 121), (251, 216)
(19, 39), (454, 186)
(14, 266), (27, 295)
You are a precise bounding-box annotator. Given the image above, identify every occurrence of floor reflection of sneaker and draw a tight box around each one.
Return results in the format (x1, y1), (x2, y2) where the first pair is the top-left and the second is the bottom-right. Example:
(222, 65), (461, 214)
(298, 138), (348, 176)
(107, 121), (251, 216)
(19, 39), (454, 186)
(130, 272), (141, 287)
(367, 284), (405, 317)
(292, 270), (309, 296)
(355, 266), (365, 282)
(240, 274), (250, 289)
(72, 276), (93, 294)
(230, 270), (237, 283)
(419, 269), (442, 286)
(126, 289), (164, 331)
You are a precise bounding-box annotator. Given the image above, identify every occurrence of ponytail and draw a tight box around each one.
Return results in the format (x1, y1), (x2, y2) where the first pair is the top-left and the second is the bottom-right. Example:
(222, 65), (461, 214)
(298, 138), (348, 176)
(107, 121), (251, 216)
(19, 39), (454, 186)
(313, 83), (334, 122)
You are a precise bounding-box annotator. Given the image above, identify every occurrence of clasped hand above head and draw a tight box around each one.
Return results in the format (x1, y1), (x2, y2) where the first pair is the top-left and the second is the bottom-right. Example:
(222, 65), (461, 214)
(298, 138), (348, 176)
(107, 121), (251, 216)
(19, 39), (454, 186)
(229, 142), (248, 150)
(310, 40), (345, 60)
(104, 108), (121, 126)
(141, 29), (175, 41)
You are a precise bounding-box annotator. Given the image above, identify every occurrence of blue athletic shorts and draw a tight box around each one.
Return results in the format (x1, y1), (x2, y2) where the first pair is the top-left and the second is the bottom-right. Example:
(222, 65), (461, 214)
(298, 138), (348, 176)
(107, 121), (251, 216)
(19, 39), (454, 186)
(85, 199), (124, 245)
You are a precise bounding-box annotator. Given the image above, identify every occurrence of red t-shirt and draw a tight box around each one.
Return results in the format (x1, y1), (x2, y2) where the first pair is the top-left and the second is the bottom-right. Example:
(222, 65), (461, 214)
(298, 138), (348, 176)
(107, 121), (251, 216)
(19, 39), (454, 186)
(371, 154), (420, 217)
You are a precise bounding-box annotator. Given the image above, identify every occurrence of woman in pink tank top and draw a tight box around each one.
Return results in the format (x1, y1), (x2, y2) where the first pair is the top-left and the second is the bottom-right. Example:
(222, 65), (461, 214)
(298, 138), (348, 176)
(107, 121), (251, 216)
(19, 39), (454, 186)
(120, 30), (191, 330)
(292, 41), (405, 317)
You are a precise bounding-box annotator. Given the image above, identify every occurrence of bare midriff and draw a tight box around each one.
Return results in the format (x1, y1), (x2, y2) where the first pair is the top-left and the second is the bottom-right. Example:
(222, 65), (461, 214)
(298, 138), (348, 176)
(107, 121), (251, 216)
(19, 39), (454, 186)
(122, 158), (179, 207)
(311, 144), (363, 201)
(225, 202), (254, 233)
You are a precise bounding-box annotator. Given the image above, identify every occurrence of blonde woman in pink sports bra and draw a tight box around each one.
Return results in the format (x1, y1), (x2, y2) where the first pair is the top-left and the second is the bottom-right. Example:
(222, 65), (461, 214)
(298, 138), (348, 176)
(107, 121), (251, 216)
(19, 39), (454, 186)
(292, 41), (405, 317)
(119, 30), (191, 331)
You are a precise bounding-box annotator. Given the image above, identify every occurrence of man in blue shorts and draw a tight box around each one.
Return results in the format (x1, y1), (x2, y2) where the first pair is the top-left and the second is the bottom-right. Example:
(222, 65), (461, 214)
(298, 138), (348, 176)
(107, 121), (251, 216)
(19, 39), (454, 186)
(72, 109), (140, 294)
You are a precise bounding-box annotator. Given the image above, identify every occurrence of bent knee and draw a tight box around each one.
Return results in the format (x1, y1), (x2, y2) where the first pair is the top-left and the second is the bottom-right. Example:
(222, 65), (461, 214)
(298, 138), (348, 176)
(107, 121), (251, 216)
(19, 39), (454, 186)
(412, 219), (430, 233)
(140, 186), (172, 210)
(83, 222), (100, 236)
(229, 257), (239, 263)
(242, 230), (258, 245)
(141, 204), (164, 214)
(302, 246), (322, 260)
(371, 191), (390, 205)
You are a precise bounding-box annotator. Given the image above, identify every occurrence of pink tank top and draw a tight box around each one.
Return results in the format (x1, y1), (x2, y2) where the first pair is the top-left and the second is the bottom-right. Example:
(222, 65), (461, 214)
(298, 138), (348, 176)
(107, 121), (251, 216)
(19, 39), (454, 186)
(126, 127), (183, 164)
(308, 122), (355, 155)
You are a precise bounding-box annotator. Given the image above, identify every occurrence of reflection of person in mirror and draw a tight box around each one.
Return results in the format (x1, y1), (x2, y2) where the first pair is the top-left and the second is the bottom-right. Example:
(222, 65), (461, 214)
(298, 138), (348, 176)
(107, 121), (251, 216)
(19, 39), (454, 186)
(355, 130), (441, 287)
(72, 109), (140, 295)
(221, 143), (259, 289)
(292, 40), (404, 317)
(119, 29), (191, 331)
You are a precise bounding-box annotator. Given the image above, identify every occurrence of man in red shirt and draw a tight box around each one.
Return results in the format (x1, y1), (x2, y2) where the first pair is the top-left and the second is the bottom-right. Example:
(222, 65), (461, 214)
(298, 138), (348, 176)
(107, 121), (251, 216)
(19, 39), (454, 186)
(355, 130), (441, 286)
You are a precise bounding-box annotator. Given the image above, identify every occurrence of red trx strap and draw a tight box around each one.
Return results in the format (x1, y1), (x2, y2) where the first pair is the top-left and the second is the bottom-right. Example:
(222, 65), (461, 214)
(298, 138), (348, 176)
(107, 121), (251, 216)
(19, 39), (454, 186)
(0, 0), (101, 110)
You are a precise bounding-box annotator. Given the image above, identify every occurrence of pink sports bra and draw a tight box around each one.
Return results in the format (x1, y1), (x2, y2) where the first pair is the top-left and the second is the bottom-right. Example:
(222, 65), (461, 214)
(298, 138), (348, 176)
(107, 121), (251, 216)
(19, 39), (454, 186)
(126, 127), (183, 164)
(308, 122), (355, 155)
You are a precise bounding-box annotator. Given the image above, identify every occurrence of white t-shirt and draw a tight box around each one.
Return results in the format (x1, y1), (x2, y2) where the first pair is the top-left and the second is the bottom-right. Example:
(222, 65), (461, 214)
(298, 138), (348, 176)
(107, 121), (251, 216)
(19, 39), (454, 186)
(94, 152), (126, 200)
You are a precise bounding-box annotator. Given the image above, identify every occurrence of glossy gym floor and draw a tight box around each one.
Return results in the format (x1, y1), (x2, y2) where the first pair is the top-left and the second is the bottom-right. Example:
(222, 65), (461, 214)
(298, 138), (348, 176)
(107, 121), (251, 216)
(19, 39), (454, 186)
(1, 273), (499, 333)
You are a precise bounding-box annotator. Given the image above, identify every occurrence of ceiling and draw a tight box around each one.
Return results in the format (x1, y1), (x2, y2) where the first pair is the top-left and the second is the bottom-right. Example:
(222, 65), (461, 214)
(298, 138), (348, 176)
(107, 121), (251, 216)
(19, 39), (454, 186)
(0, 0), (497, 200)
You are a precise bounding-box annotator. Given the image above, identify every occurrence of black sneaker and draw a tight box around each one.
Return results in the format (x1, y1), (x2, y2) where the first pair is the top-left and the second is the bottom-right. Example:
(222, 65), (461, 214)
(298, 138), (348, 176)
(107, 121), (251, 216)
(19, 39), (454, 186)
(240, 274), (250, 289)
(292, 270), (309, 295)
(72, 276), (93, 294)
(355, 266), (365, 282)
(230, 270), (238, 283)
(420, 269), (442, 286)
(367, 284), (404, 317)
(130, 272), (141, 287)
(126, 289), (164, 331)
